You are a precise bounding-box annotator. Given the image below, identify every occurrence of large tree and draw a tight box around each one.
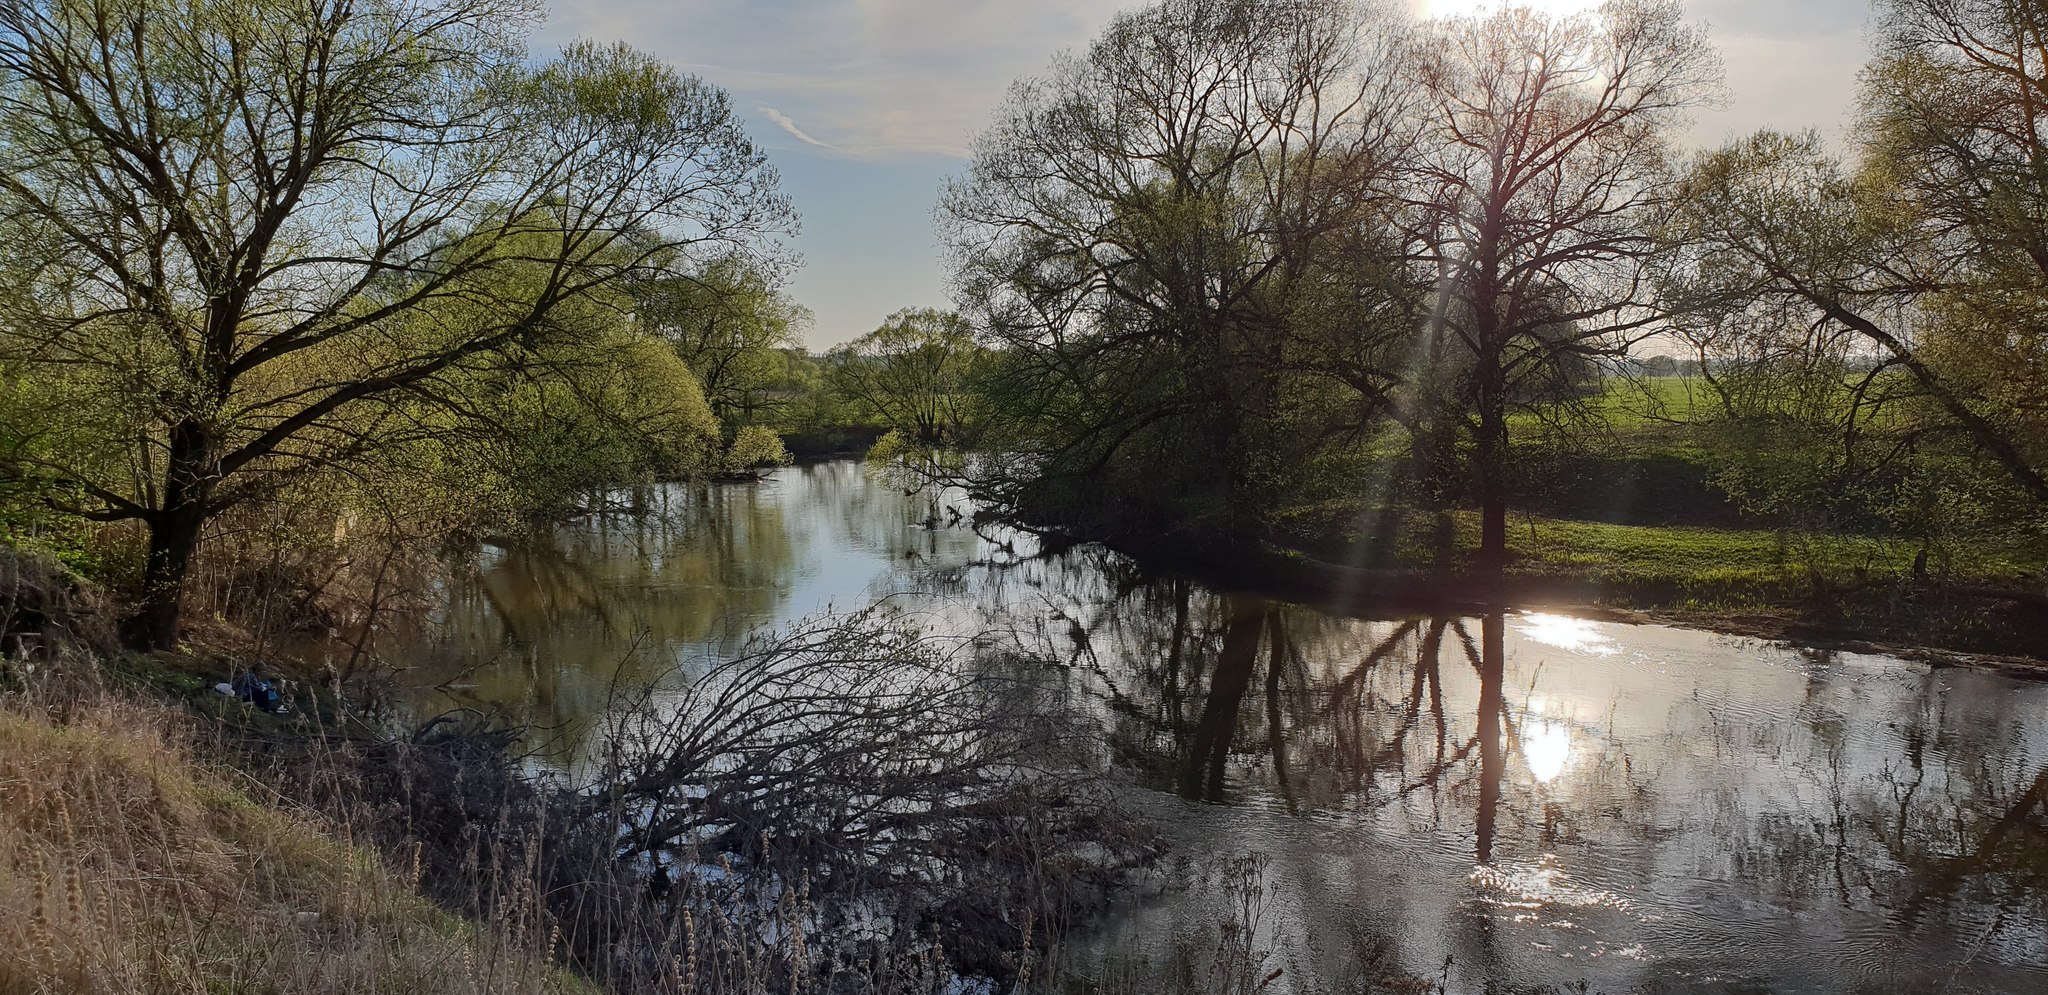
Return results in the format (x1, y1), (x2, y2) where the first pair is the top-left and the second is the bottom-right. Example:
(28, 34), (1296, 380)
(637, 255), (811, 427)
(941, 0), (1420, 534)
(0, 0), (793, 648)
(1406, 0), (1720, 570)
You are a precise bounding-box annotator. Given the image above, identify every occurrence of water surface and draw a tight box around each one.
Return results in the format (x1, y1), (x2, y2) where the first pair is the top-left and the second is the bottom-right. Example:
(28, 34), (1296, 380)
(398, 461), (2048, 993)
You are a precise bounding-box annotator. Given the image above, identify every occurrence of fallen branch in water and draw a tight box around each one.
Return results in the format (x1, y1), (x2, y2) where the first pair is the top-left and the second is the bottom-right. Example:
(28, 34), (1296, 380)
(586, 605), (1159, 975)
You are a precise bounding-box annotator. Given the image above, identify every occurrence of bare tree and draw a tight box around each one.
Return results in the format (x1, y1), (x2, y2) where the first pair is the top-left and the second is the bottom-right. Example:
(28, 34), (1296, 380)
(1406, 0), (1720, 569)
(591, 608), (1149, 963)
(0, 0), (793, 647)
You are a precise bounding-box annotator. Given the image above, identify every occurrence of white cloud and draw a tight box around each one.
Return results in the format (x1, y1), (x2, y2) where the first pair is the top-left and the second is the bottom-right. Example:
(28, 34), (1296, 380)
(1678, 1), (1873, 147)
(537, 0), (1877, 348)
(758, 105), (841, 151)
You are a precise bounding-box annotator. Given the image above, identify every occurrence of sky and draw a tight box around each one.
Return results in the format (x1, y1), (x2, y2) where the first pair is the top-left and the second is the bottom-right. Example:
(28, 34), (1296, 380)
(539, 0), (1875, 351)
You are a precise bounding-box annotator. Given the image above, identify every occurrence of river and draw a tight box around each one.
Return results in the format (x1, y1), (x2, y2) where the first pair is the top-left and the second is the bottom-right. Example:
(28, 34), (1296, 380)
(391, 459), (2048, 994)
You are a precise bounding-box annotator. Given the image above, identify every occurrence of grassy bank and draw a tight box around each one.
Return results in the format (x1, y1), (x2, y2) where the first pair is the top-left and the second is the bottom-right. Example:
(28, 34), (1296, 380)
(1318, 506), (2042, 603)
(0, 675), (586, 995)
(1018, 491), (2048, 663)
(0, 646), (1052, 995)
(1466, 512), (2045, 660)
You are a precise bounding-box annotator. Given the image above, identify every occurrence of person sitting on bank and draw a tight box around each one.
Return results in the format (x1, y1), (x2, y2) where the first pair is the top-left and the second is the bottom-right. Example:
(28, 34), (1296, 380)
(232, 663), (284, 714)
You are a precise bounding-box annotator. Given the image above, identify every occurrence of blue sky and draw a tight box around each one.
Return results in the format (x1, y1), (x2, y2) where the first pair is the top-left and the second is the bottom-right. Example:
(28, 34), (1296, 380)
(539, 0), (1873, 351)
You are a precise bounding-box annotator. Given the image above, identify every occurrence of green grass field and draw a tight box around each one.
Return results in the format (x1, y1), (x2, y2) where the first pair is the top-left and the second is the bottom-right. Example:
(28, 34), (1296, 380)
(1282, 498), (2043, 609)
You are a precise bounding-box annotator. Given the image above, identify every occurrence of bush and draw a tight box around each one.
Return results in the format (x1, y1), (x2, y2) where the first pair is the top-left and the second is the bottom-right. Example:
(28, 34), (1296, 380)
(720, 425), (795, 478)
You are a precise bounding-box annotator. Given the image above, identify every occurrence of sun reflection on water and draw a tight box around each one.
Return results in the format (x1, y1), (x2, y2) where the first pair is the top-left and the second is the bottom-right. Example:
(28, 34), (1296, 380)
(1521, 718), (1572, 783)
(1516, 612), (1618, 656)
(1471, 855), (1633, 913)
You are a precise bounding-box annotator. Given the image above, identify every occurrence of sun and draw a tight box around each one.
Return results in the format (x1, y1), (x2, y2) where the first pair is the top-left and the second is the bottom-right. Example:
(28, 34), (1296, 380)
(1419, 0), (1605, 18)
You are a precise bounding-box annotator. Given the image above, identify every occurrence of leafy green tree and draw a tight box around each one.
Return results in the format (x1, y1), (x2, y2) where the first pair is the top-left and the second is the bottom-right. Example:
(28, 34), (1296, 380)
(718, 425), (794, 478)
(638, 255), (812, 427)
(1669, 132), (2048, 509)
(826, 308), (983, 445)
(1861, 0), (2048, 499)
(1666, 0), (2048, 509)
(438, 320), (724, 519)
(0, 0), (793, 648)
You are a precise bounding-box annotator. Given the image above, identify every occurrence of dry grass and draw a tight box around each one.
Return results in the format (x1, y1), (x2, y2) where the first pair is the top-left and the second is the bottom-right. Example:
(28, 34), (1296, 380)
(0, 668), (591, 995)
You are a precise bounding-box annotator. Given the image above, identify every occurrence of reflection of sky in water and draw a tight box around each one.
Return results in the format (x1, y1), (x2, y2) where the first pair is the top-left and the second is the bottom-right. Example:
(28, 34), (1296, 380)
(396, 460), (2048, 994)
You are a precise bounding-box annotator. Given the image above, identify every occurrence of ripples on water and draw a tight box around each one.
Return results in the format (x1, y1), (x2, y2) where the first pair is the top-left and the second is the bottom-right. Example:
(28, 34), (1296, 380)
(382, 461), (2048, 993)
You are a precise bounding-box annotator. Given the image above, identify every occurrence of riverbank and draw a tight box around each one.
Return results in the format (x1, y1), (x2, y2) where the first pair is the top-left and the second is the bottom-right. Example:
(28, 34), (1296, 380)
(0, 666), (588, 994)
(0, 641), (1137, 994)
(778, 424), (890, 462)
(1010, 502), (2048, 671)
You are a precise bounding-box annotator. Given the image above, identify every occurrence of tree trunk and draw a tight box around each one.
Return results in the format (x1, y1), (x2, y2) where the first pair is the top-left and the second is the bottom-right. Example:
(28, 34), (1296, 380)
(1182, 596), (1268, 800)
(1263, 609), (1294, 811)
(1475, 349), (1510, 573)
(1824, 303), (2048, 505)
(1474, 612), (1506, 864)
(132, 505), (204, 651)
(126, 420), (216, 651)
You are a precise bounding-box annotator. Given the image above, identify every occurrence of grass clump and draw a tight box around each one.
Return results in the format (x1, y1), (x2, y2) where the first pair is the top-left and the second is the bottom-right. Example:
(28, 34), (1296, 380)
(0, 671), (590, 995)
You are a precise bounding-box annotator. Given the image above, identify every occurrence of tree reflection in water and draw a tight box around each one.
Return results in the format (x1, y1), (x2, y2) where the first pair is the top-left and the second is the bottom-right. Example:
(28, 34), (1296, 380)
(1075, 582), (1524, 841)
(411, 481), (798, 746)
(1000, 549), (2048, 990)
